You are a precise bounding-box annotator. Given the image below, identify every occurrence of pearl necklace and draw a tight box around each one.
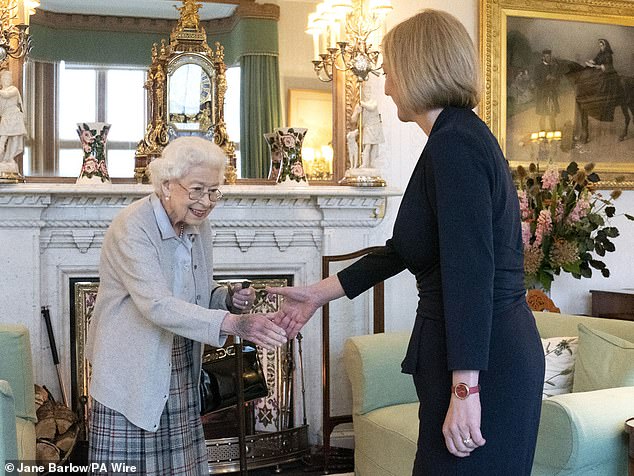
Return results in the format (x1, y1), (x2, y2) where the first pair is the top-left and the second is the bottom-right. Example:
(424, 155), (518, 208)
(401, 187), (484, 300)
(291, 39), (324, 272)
(179, 223), (185, 238)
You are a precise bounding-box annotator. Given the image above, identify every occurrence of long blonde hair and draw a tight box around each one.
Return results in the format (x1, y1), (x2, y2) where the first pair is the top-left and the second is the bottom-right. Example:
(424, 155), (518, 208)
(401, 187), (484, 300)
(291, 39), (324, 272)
(381, 9), (480, 113)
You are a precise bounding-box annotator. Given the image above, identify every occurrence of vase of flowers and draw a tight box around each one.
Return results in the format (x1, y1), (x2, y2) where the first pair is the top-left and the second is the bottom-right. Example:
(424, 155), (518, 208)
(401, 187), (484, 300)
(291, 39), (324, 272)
(76, 122), (111, 184)
(514, 161), (633, 292)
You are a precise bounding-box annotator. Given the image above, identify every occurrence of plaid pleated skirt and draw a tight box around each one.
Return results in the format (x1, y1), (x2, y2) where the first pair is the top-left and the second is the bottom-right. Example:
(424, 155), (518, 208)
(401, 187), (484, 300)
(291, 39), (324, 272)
(88, 335), (208, 475)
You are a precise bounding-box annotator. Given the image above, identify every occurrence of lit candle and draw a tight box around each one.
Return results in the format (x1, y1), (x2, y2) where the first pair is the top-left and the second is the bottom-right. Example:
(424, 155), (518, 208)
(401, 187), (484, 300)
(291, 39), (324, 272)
(530, 132), (538, 141)
(554, 130), (562, 140)
(546, 131), (554, 140)
(538, 131), (546, 139)
(312, 32), (320, 60)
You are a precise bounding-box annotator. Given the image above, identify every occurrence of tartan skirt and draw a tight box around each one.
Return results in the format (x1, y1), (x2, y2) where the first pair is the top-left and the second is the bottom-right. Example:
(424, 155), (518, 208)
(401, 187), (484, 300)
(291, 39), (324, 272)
(88, 335), (208, 475)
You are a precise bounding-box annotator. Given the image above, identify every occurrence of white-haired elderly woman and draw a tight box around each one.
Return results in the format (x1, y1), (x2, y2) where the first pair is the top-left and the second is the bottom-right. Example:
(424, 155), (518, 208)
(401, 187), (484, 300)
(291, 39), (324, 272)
(86, 136), (287, 475)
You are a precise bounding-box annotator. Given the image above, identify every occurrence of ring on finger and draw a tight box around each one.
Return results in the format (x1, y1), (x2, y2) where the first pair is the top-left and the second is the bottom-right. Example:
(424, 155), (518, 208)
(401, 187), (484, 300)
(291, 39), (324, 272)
(462, 437), (472, 445)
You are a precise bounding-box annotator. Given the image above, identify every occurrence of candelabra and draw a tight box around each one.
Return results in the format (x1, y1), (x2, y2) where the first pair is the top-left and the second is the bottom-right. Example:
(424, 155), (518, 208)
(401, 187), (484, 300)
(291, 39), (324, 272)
(0, 0), (38, 62)
(530, 130), (562, 167)
(306, 0), (391, 83)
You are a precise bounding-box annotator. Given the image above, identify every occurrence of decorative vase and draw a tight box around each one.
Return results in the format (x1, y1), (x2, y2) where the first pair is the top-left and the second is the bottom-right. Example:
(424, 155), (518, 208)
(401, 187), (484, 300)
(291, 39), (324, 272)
(272, 127), (308, 186)
(76, 122), (111, 184)
(264, 132), (282, 181)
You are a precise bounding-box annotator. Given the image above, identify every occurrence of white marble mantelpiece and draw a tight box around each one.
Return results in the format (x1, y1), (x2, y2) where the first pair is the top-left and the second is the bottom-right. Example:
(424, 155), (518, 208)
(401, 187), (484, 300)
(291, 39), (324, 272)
(0, 183), (400, 444)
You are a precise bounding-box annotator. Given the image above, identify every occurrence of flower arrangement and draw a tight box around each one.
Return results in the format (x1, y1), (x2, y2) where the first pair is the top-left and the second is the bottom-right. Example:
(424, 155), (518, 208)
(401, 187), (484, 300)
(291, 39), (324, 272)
(514, 161), (634, 292)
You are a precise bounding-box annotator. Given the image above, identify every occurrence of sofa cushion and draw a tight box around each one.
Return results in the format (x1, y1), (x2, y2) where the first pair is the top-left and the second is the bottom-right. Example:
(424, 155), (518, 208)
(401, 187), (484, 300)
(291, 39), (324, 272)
(0, 324), (36, 422)
(572, 324), (634, 392)
(344, 333), (417, 416)
(533, 386), (633, 476)
(541, 336), (578, 398)
(353, 402), (418, 476)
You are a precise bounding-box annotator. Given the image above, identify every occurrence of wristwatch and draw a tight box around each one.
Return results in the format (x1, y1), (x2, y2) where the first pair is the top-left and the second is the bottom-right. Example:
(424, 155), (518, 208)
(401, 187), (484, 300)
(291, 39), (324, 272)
(451, 383), (480, 400)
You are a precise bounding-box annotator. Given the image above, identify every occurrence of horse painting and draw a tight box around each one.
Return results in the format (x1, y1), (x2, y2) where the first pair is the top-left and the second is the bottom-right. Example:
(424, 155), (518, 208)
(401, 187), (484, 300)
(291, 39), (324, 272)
(565, 62), (634, 143)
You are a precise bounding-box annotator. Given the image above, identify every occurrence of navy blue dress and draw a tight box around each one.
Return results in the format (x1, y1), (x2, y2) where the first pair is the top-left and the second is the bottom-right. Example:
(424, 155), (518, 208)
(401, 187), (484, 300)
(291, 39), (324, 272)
(338, 107), (545, 475)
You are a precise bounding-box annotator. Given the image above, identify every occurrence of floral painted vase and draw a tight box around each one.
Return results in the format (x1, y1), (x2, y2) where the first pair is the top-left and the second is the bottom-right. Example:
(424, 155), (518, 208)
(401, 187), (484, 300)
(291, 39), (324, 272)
(76, 122), (111, 184)
(272, 127), (308, 185)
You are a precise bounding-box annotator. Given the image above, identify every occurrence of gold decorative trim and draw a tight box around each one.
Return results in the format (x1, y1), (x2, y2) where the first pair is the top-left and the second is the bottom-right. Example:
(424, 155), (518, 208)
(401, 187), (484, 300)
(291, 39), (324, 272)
(134, 0), (236, 183)
(480, 0), (634, 189)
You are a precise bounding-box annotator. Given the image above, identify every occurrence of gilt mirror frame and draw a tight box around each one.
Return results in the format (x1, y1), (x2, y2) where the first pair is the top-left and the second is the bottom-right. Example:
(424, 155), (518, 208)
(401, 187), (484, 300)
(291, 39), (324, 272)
(134, 0), (236, 184)
(480, 0), (634, 189)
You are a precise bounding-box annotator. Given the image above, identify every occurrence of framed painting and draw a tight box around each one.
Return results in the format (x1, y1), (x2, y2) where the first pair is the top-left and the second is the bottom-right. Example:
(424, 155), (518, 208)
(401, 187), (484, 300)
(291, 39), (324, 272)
(70, 278), (100, 439)
(287, 88), (333, 181)
(480, 0), (634, 188)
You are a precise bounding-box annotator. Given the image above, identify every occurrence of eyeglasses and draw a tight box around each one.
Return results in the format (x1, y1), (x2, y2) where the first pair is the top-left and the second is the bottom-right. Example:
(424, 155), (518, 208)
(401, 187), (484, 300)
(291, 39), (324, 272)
(177, 183), (223, 202)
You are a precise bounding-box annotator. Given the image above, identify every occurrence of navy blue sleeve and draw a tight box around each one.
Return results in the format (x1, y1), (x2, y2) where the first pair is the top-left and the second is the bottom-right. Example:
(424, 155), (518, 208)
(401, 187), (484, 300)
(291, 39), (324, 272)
(337, 240), (407, 299)
(425, 130), (494, 371)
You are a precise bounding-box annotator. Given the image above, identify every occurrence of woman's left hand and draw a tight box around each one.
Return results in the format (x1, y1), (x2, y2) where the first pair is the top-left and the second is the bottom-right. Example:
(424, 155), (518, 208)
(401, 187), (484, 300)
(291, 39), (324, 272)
(442, 395), (486, 457)
(231, 284), (256, 313)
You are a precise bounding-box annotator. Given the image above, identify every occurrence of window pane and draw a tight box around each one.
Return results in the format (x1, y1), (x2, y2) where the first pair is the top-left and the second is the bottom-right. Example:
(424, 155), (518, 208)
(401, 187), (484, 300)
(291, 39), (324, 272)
(225, 67), (240, 142)
(59, 66), (96, 141)
(106, 149), (136, 178)
(59, 148), (83, 178)
(106, 69), (146, 142)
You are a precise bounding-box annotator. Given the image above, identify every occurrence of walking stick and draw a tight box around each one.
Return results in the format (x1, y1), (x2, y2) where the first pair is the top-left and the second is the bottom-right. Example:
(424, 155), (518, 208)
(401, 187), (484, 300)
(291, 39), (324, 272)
(41, 306), (70, 406)
(235, 280), (251, 475)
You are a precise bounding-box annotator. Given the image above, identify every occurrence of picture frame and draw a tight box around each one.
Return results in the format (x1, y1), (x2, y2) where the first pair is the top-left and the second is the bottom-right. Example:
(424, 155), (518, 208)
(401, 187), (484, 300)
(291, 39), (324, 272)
(70, 278), (100, 439)
(480, 0), (634, 188)
(287, 88), (333, 181)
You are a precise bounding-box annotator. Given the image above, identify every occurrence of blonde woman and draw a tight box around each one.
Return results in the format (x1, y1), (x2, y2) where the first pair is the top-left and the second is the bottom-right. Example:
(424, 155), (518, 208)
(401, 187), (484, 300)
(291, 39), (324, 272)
(271, 10), (544, 475)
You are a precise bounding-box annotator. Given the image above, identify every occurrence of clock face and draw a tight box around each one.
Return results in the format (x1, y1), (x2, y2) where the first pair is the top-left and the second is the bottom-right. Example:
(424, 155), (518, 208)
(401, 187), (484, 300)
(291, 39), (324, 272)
(168, 63), (213, 132)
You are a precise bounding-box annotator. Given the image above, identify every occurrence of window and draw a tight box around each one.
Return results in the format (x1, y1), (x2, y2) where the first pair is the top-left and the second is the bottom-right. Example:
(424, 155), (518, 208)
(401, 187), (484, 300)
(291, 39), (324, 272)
(25, 62), (241, 179)
(57, 63), (147, 178)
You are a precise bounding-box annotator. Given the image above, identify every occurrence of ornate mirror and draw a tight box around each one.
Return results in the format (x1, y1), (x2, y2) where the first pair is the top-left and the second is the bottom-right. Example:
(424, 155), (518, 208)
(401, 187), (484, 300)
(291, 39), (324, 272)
(134, 0), (235, 183)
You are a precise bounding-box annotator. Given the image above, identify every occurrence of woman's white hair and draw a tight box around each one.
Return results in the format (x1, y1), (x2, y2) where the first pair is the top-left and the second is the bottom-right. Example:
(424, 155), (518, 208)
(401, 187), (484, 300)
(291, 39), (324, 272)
(148, 136), (226, 195)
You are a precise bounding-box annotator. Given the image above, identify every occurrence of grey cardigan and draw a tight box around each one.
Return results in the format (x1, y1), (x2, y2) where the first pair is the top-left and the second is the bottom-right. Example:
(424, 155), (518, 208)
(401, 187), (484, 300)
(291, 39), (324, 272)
(85, 194), (229, 431)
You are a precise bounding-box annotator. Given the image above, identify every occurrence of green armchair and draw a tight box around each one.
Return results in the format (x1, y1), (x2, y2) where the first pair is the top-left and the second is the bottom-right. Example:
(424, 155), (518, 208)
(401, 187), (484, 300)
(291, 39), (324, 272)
(0, 324), (37, 473)
(343, 312), (634, 476)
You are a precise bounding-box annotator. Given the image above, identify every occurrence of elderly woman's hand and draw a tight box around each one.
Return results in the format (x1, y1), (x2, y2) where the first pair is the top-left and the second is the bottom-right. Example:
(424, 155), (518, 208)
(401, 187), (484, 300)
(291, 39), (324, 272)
(221, 311), (287, 350)
(230, 283), (256, 313)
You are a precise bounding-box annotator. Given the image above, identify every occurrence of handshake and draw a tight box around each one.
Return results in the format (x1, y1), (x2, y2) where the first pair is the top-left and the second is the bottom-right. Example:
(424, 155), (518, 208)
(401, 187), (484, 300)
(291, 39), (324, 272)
(222, 277), (341, 351)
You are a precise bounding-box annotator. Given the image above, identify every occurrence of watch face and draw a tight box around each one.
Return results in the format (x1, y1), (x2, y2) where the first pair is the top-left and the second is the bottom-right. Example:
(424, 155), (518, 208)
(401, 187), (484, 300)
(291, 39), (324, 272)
(454, 383), (469, 399)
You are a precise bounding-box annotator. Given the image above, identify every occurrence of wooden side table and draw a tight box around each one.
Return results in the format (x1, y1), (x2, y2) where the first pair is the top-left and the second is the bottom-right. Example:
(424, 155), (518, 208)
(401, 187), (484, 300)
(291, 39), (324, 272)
(626, 417), (634, 476)
(590, 290), (634, 321)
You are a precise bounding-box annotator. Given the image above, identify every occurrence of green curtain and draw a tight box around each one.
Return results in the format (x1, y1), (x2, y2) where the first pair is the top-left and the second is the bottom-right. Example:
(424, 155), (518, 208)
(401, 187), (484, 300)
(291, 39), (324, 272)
(240, 54), (282, 178)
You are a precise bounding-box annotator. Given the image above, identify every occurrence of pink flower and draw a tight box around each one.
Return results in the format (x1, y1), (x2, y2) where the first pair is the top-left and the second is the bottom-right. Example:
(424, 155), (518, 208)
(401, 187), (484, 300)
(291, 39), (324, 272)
(541, 164), (559, 191)
(518, 190), (531, 220)
(80, 130), (94, 145)
(281, 135), (296, 148)
(82, 158), (98, 174)
(521, 221), (532, 248)
(291, 162), (304, 177)
(554, 200), (564, 224)
(566, 194), (590, 224)
(534, 209), (552, 247)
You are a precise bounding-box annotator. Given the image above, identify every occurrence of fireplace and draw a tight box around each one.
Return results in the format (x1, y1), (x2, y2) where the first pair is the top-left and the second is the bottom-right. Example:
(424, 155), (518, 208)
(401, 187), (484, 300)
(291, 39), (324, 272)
(69, 275), (310, 472)
(0, 183), (397, 452)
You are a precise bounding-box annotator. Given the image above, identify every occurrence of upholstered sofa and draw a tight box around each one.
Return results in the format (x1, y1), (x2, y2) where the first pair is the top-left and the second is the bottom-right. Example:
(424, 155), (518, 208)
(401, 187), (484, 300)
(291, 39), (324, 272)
(343, 312), (634, 476)
(0, 324), (37, 473)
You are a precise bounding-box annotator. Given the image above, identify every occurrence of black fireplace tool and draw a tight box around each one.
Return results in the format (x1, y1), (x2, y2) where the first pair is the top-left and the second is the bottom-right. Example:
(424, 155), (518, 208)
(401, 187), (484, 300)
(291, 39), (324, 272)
(41, 306), (70, 406)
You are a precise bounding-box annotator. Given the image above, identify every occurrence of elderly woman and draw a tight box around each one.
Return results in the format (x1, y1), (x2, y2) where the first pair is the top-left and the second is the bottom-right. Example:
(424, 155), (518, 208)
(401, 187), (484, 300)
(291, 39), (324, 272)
(86, 136), (287, 475)
(271, 10), (544, 475)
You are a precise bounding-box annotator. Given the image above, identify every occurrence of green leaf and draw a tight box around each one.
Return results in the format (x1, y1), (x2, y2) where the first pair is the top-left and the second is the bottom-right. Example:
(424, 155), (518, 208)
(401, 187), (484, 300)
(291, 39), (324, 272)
(625, 214), (634, 221)
(603, 240), (615, 252)
(605, 227), (619, 238)
(601, 268), (610, 278)
(587, 173), (600, 183)
(589, 260), (606, 270)
(605, 206), (616, 217)
(580, 266), (592, 279)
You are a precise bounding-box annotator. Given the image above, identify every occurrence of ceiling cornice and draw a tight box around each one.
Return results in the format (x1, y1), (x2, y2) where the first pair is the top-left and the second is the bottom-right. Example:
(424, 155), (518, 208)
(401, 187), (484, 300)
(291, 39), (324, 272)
(31, 2), (279, 35)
